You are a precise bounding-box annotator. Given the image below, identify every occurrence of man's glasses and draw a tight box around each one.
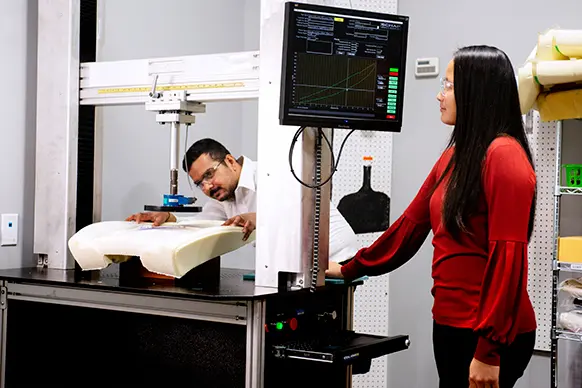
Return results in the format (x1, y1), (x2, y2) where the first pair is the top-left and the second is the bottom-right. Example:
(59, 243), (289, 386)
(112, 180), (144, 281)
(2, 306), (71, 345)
(193, 160), (223, 189)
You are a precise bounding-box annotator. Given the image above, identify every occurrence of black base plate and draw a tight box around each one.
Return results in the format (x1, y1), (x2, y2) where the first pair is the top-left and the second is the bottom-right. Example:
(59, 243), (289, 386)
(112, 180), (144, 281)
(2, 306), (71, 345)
(144, 205), (203, 213)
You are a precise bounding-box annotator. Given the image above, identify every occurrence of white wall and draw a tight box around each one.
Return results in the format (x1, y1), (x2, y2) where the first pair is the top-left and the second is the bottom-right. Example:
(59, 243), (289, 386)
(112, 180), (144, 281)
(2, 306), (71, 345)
(0, 1), (37, 269)
(98, 0), (260, 269)
(390, 0), (582, 387)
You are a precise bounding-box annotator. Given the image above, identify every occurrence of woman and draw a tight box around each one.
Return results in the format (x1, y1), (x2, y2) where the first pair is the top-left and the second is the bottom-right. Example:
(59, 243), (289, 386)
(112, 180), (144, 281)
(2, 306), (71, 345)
(327, 45), (537, 388)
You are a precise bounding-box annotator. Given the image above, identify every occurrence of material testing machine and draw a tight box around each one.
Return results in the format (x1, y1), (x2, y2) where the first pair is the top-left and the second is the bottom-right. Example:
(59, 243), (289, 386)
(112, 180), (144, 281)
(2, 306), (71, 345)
(0, 1), (411, 387)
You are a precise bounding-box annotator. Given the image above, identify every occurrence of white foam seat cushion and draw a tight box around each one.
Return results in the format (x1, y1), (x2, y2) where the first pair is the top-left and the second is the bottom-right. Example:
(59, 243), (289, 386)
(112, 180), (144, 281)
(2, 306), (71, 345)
(68, 220), (255, 278)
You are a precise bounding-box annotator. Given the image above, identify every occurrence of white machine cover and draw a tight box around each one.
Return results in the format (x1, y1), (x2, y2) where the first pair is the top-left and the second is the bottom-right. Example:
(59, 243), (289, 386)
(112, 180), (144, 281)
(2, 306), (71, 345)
(68, 220), (255, 278)
(518, 29), (582, 121)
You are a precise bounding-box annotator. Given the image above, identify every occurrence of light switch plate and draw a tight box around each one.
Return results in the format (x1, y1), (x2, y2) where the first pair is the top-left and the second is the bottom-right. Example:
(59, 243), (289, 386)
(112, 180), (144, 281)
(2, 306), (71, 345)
(1, 214), (18, 246)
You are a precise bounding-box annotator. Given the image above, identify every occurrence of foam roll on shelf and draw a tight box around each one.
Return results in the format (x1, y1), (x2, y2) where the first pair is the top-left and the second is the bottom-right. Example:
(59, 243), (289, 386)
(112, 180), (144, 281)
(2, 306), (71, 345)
(536, 61), (582, 86)
(551, 30), (582, 58)
(518, 28), (582, 122)
(68, 220), (255, 278)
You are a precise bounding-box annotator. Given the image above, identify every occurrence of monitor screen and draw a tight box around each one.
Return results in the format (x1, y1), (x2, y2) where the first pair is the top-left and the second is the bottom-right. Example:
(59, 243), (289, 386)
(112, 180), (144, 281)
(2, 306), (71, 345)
(279, 2), (409, 132)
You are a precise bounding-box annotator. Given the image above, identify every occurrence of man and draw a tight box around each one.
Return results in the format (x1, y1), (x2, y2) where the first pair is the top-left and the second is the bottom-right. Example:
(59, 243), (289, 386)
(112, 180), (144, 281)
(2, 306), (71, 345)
(126, 138), (359, 263)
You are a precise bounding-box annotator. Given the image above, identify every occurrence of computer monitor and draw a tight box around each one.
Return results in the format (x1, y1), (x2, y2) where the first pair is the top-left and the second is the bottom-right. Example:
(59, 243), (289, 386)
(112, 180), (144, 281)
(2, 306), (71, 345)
(279, 2), (409, 132)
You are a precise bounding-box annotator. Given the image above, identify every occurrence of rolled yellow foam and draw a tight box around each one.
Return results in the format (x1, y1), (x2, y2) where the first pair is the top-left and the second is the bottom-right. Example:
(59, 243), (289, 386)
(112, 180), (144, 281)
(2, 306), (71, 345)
(536, 60), (582, 85)
(538, 31), (569, 61)
(554, 30), (582, 58)
(518, 62), (540, 114)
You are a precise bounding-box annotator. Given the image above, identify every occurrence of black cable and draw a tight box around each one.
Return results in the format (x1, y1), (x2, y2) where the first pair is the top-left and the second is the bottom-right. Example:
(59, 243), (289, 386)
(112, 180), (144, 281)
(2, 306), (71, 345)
(334, 128), (354, 173)
(287, 126), (355, 291)
(288, 126), (355, 189)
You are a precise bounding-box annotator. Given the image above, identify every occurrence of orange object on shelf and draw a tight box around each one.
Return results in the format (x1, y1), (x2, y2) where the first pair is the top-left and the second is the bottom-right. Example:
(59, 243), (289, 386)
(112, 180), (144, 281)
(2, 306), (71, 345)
(558, 236), (582, 263)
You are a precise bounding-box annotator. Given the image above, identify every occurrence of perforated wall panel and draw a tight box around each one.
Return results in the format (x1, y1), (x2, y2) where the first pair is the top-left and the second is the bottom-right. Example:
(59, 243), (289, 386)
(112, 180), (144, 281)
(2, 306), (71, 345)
(324, 1), (398, 386)
(331, 129), (393, 387)
(526, 111), (555, 351)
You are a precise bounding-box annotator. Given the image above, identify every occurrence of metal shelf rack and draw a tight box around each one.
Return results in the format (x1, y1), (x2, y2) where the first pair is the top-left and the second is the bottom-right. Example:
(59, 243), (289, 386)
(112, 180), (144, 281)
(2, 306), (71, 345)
(551, 119), (582, 388)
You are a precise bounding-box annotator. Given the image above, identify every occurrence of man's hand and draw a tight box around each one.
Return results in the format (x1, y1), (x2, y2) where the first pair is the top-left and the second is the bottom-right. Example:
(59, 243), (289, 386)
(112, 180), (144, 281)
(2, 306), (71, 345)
(125, 211), (174, 227)
(325, 261), (344, 278)
(223, 212), (256, 241)
(469, 358), (500, 388)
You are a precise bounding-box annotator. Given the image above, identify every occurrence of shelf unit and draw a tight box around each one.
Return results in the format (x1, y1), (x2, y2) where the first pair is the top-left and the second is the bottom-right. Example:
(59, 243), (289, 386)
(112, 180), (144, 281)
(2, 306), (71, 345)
(551, 119), (582, 388)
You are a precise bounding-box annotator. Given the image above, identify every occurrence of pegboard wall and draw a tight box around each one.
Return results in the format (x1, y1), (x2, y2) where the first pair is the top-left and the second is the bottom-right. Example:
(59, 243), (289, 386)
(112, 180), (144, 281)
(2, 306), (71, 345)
(332, 130), (394, 388)
(525, 111), (556, 352)
(323, 1), (398, 387)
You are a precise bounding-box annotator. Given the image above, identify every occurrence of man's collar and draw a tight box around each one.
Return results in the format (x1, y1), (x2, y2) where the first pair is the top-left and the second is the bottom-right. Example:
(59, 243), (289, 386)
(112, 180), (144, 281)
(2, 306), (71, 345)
(236, 155), (257, 192)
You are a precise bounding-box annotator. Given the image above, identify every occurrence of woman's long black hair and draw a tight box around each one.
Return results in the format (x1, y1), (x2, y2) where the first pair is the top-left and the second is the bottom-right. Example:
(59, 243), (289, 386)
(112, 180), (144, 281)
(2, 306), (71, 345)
(436, 45), (536, 240)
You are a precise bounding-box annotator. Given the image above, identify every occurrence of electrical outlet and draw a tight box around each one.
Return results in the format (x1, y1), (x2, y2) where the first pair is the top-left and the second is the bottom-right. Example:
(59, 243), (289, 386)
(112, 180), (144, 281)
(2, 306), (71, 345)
(1, 214), (18, 246)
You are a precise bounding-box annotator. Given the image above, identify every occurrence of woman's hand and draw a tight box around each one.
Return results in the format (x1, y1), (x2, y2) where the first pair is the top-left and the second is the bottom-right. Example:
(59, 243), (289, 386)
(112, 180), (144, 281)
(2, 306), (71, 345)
(325, 261), (344, 278)
(469, 358), (500, 388)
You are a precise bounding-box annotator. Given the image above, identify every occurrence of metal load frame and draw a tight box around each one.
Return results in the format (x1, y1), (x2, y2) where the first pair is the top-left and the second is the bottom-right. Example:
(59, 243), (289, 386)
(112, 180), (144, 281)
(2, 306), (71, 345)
(33, 0), (332, 290)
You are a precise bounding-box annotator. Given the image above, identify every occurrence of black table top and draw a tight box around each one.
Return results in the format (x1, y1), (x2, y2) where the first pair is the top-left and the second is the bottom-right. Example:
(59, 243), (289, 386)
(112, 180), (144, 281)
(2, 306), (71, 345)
(0, 266), (359, 301)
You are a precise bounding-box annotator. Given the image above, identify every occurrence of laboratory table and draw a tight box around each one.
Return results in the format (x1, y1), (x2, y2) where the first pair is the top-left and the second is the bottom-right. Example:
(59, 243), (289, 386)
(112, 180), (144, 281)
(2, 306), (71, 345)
(0, 266), (409, 388)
